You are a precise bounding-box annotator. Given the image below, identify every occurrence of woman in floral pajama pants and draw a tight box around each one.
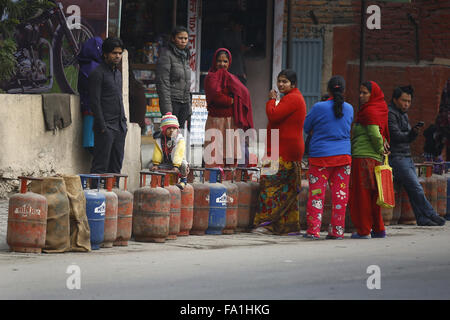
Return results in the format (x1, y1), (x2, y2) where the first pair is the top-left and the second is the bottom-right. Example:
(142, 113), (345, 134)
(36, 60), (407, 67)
(306, 165), (351, 238)
(303, 75), (354, 239)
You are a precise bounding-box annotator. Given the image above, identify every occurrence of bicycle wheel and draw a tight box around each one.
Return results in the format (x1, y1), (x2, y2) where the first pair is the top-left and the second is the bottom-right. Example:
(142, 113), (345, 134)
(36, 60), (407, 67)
(53, 18), (94, 94)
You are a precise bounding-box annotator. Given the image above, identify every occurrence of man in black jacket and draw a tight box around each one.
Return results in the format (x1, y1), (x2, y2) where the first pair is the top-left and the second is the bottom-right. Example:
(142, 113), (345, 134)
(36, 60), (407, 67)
(89, 37), (127, 175)
(388, 85), (445, 226)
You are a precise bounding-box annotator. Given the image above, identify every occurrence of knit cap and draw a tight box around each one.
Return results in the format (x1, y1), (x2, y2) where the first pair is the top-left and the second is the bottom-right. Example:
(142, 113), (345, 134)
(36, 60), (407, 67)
(160, 112), (179, 132)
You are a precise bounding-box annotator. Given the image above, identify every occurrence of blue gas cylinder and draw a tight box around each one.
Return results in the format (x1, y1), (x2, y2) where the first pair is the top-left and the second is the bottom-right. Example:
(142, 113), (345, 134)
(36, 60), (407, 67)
(80, 174), (106, 250)
(446, 172), (450, 218)
(205, 168), (227, 235)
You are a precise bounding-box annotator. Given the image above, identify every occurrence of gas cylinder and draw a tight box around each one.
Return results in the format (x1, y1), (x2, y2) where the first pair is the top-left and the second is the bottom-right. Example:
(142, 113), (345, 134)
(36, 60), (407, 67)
(246, 168), (261, 231)
(132, 171), (170, 243)
(320, 185), (332, 232)
(299, 179), (309, 231)
(391, 187), (402, 225)
(179, 181), (194, 236)
(221, 168), (239, 234)
(96, 175), (118, 248)
(112, 174), (133, 246)
(190, 168), (210, 235)
(399, 188), (416, 225)
(160, 170), (181, 240)
(205, 168), (227, 235)
(447, 170), (450, 217)
(234, 168), (252, 232)
(435, 173), (447, 217)
(79, 174), (106, 250)
(7, 177), (48, 253)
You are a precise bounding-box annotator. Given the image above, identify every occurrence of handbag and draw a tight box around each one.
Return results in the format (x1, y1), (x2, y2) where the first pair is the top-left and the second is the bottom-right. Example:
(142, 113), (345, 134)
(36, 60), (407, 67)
(374, 155), (395, 208)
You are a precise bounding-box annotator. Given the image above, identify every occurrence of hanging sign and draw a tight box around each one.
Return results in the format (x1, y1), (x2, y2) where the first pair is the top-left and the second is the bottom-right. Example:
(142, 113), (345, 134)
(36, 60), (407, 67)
(188, 0), (202, 92)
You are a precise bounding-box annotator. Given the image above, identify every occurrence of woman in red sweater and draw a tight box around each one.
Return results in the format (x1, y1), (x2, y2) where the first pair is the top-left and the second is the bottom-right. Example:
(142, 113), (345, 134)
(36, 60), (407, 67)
(253, 69), (307, 235)
(203, 48), (253, 174)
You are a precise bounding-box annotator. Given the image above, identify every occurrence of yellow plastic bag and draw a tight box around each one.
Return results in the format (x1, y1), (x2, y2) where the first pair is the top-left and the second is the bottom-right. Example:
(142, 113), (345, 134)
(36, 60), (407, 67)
(375, 155), (395, 208)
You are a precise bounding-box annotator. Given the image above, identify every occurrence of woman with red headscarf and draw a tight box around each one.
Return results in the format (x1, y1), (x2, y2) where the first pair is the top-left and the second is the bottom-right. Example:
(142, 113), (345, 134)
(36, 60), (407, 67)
(203, 48), (254, 171)
(349, 81), (390, 239)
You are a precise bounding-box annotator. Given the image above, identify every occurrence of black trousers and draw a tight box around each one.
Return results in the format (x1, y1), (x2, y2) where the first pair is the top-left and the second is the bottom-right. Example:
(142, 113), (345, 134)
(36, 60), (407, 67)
(91, 127), (127, 175)
(172, 101), (191, 130)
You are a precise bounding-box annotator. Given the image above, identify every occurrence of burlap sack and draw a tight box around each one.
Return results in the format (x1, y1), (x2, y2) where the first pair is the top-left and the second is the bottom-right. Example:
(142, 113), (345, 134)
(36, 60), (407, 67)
(30, 177), (70, 253)
(62, 175), (91, 252)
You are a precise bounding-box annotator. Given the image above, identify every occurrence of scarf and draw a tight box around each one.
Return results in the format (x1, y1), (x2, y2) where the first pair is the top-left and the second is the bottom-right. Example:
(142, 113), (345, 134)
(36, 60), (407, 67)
(77, 36), (103, 78)
(204, 48), (254, 130)
(169, 42), (189, 61)
(355, 81), (390, 142)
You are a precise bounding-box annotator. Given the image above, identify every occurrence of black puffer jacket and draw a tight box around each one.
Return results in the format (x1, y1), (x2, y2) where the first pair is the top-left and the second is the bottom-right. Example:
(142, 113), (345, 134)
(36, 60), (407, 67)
(156, 42), (191, 115)
(388, 103), (418, 157)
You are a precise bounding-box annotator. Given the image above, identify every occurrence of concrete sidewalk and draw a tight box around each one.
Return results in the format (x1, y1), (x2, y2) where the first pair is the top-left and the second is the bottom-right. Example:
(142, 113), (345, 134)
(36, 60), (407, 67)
(1, 198), (449, 255)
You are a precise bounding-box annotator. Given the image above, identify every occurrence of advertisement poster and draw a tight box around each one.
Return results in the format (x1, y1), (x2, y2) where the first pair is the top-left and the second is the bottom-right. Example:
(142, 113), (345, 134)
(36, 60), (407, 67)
(1, 0), (108, 94)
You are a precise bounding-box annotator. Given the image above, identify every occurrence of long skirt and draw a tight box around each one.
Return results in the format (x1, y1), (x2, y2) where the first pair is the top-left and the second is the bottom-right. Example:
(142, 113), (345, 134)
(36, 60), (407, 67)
(254, 158), (302, 235)
(349, 157), (385, 236)
(204, 115), (243, 168)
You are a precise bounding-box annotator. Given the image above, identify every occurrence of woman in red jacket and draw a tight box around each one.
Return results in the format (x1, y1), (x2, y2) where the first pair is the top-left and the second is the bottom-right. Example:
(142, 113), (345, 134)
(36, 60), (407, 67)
(203, 48), (254, 172)
(253, 69), (307, 235)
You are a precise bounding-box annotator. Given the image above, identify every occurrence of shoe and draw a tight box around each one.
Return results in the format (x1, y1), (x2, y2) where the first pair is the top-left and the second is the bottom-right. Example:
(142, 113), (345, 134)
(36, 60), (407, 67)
(325, 235), (344, 240)
(417, 219), (438, 226)
(429, 215), (446, 226)
(445, 214), (450, 221)
(371, 230), (386, 238)
(303, 233), (320, 240)
(351, 232), (370, 239)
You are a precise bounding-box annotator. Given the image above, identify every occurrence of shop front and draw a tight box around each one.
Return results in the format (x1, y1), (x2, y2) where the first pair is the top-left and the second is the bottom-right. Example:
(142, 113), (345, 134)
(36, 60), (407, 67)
(116, 0), (283, 139)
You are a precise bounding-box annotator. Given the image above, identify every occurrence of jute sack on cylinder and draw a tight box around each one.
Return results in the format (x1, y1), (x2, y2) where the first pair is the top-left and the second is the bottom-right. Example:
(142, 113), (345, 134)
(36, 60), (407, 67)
(62, 175), (91, 252)
(30, 177), (70, 253)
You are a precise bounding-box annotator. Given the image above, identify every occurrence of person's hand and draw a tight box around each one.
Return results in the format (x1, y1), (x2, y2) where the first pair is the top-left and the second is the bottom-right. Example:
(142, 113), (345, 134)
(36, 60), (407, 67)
(383, 139), (391, 156)
(268, 89), (278, 100)
(173, 167), (180, 174)
(230, 97), (234, 105)
(151, 165), (158, 171)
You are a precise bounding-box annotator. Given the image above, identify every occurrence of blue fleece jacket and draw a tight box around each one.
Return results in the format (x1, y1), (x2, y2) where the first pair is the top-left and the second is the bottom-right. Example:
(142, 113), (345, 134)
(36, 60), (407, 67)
(303, 100), (354, 158)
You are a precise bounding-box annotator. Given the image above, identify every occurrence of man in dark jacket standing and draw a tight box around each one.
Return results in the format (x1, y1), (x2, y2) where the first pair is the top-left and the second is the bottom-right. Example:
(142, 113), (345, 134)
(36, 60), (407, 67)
(89, 37), (127, 175)
(388, 85), (445, 226)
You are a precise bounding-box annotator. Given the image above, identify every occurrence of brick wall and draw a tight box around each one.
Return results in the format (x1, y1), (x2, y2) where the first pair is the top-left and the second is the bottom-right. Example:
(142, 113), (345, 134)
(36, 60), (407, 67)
(352, 0), (450, 62)
(284, 0), (355, 38)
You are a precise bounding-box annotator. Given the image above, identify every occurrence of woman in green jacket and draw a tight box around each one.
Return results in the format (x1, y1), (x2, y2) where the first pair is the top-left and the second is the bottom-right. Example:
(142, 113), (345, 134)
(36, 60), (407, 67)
(349, 81), (390, 239)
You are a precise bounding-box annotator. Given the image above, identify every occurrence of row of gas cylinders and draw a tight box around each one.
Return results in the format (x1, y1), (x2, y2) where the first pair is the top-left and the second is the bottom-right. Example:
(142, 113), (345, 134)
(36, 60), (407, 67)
(6, 167), (261, 253)
(132, 167), (260, 243)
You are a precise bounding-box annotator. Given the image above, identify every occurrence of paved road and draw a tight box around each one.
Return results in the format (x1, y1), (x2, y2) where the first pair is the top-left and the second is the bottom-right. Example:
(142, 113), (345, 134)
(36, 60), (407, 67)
(1, 197), (449, 301)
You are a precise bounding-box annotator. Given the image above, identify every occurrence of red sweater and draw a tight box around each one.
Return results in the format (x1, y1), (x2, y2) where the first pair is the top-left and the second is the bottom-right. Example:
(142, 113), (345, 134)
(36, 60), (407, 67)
(206, 87), (233, 118)
(266, 87), (306, 162)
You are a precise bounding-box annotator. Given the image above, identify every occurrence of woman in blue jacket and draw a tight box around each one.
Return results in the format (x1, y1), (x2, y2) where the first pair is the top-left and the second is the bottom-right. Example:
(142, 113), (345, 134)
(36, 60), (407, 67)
(303, 76), (354, 239)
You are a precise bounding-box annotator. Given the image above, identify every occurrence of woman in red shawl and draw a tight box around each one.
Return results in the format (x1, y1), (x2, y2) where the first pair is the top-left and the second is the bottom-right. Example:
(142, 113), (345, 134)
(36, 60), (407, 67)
(203, 48), (254, 173)
(349, 81), (390, 239)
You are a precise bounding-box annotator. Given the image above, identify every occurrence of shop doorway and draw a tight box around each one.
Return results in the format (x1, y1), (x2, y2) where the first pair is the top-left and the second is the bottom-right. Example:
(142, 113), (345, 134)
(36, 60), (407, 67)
(200, 0), (272, 130)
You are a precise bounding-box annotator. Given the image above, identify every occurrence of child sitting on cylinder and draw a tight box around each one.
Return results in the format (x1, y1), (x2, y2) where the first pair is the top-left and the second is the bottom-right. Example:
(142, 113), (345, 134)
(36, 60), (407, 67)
(150, 113), (189, 189)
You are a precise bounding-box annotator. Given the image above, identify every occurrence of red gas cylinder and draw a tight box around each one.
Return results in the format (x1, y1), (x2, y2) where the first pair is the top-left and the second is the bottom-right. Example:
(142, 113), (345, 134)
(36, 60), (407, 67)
(299, 179), (309, 231)
(132, 171), (170, 243)
(246, 168), (261, 230)
(7, 177), (48, 253)
(320, 186), (332, 232)
(435, 173), (447, 217)
(399, 188), (416, 225)
(234, 168), (252, 232)
(190, 168), (210, 235)
(96, 175), (118, 248)
(112, 174), (133, 246)
(391, 187), (402, 225)
(221, 168), (239, 234)
(179, 182), (194, 236)
(160, 170), (181, 240)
